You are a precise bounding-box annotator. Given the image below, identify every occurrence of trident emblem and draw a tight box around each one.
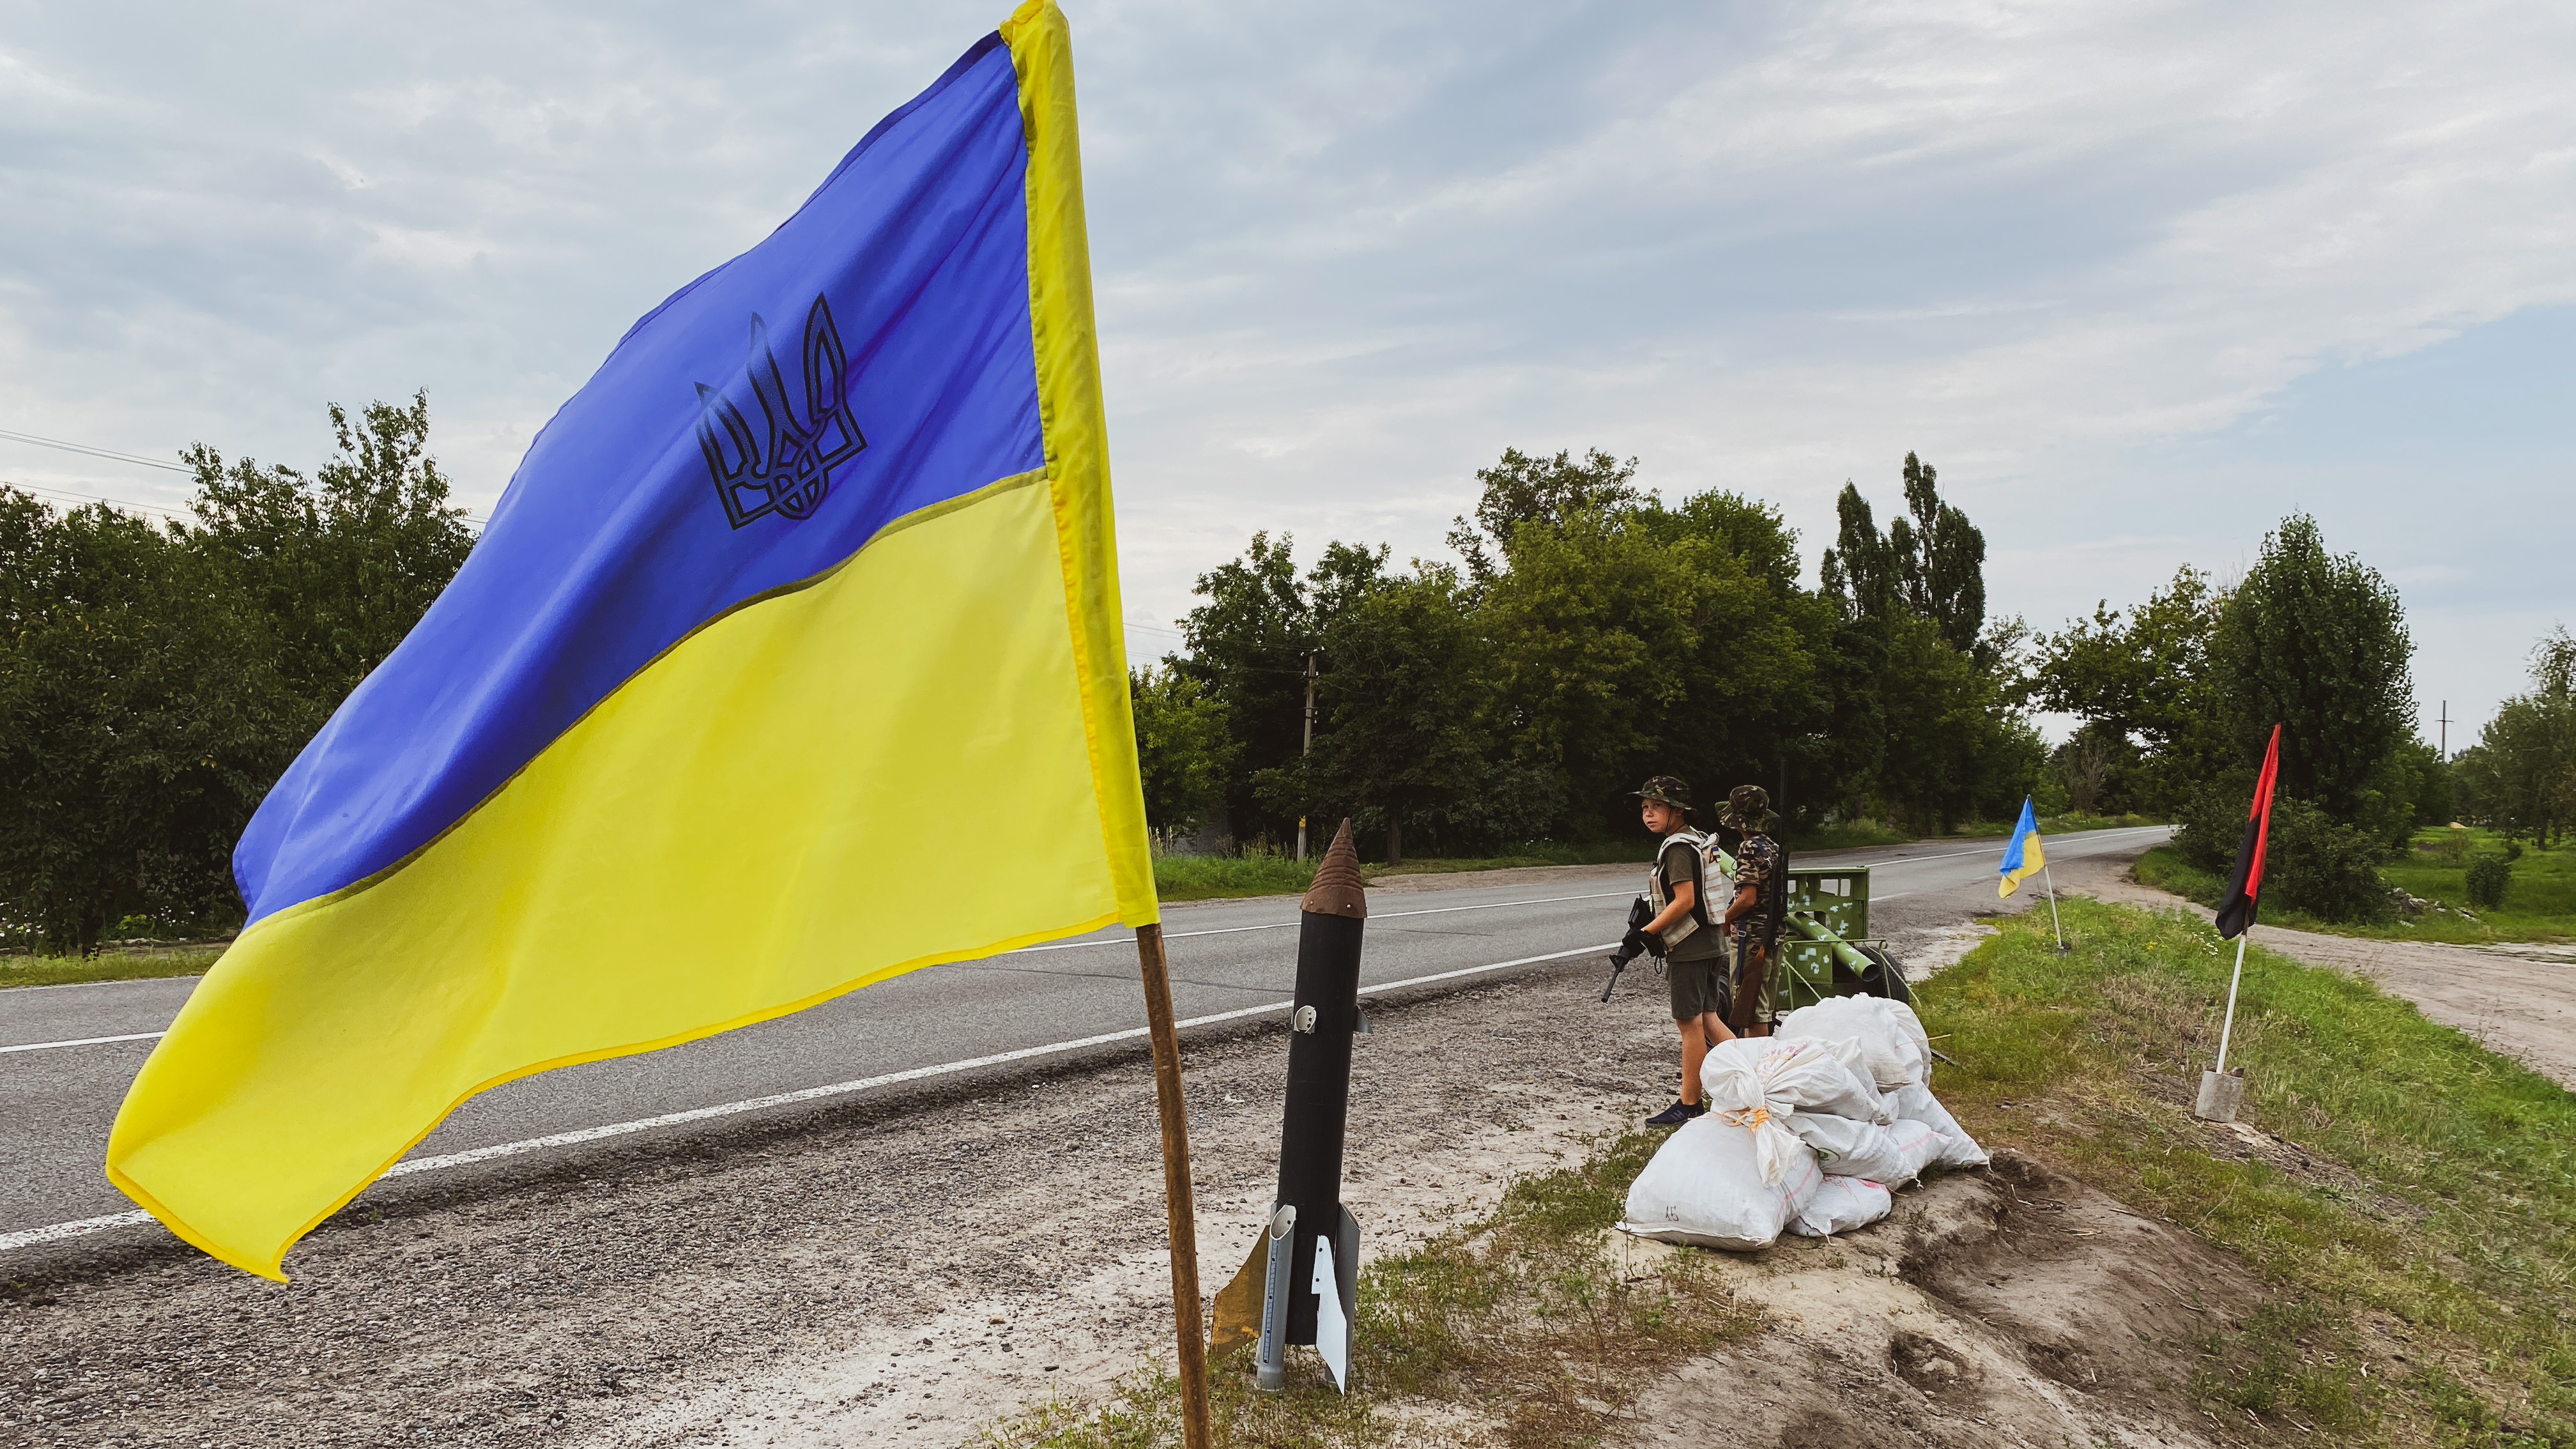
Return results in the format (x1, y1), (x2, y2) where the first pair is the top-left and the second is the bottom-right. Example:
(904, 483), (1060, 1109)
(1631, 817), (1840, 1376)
(694, 295), (866, 528)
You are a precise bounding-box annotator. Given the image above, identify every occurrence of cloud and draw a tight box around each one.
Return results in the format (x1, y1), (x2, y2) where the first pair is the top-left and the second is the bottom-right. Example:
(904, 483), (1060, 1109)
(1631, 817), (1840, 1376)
(0, 0), (2568, 734)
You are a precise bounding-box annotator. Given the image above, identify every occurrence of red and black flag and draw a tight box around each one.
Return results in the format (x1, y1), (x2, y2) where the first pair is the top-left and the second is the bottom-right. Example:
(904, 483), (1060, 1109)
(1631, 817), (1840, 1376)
(2214, 724), (2283, 939)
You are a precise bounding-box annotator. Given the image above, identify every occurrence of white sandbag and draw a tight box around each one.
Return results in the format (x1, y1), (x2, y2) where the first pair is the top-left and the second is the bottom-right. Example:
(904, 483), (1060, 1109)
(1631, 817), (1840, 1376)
(1889, 1080), (1989, 1168)
(1777, 995), (1933, 1089)
(1788, 1174), (1893, 1238)
(1699, 1036), (1892, 1184)
(1808, 1033), (1873, 1081)
(1620, 1113), (1824, 1252)
(1781, 1114), (1948, 1186)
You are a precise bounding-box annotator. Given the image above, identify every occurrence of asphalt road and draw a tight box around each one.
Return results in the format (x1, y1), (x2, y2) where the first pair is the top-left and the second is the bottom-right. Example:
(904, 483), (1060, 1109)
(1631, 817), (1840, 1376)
(0, 825), (2170, 1248)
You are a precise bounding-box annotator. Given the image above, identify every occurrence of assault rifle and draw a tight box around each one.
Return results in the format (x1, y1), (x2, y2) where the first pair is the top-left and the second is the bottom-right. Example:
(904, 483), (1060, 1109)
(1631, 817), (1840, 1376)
(1600, 896), (1657, 1002)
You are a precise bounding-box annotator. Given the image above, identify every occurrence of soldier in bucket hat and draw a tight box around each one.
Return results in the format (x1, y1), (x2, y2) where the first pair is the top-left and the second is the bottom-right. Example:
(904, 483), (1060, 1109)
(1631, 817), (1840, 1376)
(1715, 784), (1784, 1038)
(1626, 776), (1735, 1126)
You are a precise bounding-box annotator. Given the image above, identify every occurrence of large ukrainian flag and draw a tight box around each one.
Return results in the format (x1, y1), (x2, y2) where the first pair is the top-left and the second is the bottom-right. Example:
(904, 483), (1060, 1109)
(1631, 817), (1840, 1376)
(107, 1), (1153, 1279)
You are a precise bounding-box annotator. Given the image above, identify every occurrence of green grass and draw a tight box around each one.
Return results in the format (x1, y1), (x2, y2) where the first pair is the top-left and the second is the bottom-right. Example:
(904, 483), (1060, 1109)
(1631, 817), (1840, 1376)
(1919, 896), (2576, 1443)
(979, 1130), (1756, 1448)
(2136, 829), (2576, 946)
(1784, 820), (1915, 851)
(1150, 821), (2027, 902)
(1151, 853), (1322, 902)
(1152, 840), (1665, 901)
(1, 947), (223, 988)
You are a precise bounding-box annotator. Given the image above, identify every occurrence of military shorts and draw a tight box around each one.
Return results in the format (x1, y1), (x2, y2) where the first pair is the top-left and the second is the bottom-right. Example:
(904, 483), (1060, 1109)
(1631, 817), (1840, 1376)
(1668, 956), (1729, 1021)
(1667, 941), (1779, 1025)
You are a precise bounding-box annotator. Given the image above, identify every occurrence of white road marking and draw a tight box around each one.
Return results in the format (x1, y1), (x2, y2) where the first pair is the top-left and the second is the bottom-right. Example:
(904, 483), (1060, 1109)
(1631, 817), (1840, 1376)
(0, 940), (1616, 1257)
(0, 1031), (165, 1055)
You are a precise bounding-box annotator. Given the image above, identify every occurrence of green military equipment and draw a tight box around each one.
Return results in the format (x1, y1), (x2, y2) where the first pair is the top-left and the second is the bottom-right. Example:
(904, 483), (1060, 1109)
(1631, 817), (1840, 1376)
(1777, 866), (1908, 1007)
(1706, 846), (1906, 1009)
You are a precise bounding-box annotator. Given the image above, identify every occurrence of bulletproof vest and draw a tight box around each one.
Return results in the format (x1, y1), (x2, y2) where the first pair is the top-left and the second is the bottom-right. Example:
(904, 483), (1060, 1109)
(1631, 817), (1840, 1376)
(1646, 830), (1727, 949)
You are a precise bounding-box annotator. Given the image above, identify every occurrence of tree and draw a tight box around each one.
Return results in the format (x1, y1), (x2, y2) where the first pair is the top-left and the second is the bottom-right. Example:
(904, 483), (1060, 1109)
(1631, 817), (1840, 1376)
(2029, 565), (2228, 809)
(2458, 627), (2576, 846)
(0, 494), (302, 952)
(185, 392), (477, 705)
(1259, 567), (1489, 863)
(1446, 447), (1641, 583)
(0, 396), (476, 952)
(1891, 453), (1987, 656)
(1448, 451), (1833, 839)
(1814, 459), (2029, 829)
(1819, 482), (1900, 624)
(2053, 724), (2126, 815)
(1476, 507), (1709, 829)
(1129, 664), (1237, 837)
(1633, 488), (1804, 600)
(1819, 454), (1985, 655)
(2209, 514), (2416, 845)
(1177, 533), (1386, 844)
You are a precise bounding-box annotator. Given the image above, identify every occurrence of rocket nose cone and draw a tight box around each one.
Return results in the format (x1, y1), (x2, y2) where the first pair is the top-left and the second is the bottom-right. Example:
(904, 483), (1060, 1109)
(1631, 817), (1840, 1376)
(1301, 818), (1367, 918)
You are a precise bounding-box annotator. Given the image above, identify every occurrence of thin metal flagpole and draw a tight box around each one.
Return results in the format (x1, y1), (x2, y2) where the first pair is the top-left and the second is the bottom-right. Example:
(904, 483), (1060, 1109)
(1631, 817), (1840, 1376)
(2041, 863), (2066, 951)
(1133, 923), (1215, 1449)
(2214, 934), (2250, 1075)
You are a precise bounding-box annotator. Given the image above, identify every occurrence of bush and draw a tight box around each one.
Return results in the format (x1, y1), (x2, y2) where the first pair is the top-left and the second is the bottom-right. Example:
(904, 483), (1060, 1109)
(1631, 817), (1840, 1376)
(2464, 855), (2513, 910)
(2173, 777), (2255, 873)
(2268, 799), (2396, 924)
(2177, 785), (2396, 925)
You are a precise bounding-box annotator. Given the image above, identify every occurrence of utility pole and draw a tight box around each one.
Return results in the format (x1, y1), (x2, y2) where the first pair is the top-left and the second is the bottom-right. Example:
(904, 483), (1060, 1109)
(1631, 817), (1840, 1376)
(2438, 700), (2451, 762)
(1296, 653), (1318, 861)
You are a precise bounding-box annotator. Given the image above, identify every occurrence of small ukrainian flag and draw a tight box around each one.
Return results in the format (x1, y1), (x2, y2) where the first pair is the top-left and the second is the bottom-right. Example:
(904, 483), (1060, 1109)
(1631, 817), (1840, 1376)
(1998, 797), (2046, 898)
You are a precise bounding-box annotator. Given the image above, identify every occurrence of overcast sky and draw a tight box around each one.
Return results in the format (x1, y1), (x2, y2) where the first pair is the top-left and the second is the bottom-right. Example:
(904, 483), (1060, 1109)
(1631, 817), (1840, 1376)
(3, 1), (2568, 747)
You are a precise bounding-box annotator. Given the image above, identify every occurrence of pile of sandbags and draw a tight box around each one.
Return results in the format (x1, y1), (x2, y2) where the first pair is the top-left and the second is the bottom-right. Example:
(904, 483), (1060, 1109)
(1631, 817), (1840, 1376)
(1619, 996), (1988, 1251)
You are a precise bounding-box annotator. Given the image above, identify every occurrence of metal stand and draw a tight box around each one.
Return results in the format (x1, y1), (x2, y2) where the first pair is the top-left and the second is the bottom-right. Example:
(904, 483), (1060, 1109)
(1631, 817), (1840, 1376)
(2196, 935), (2251, 1123)
(1255, 1205), (1296, 1392)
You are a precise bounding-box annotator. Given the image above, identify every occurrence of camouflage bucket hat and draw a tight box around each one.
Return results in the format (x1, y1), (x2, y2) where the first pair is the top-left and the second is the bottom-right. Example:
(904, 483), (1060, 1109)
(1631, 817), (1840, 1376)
(1630, 776), (1691, 812)
(1717, 784), (1774, 831)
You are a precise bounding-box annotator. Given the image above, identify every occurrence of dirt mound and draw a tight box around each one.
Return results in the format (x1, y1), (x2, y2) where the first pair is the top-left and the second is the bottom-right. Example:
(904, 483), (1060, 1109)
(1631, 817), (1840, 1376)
(1622, 1151), (2262, 1448)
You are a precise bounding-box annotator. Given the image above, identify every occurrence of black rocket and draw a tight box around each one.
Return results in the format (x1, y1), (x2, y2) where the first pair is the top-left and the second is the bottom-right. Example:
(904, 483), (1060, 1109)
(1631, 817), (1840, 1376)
(1210, 818), (1367, 1392)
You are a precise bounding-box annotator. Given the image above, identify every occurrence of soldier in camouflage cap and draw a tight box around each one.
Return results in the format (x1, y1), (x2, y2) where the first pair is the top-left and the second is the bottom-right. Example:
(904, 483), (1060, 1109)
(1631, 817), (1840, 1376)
(1717, 784), (1774, 831)
(1630, 776), (1692, 813)
(1626, 775), (1733, 1126)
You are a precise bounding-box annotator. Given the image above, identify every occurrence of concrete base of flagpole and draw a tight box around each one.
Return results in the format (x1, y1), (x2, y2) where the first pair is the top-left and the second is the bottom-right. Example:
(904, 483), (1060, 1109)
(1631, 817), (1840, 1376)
(2193, 1068), (2246, 1123)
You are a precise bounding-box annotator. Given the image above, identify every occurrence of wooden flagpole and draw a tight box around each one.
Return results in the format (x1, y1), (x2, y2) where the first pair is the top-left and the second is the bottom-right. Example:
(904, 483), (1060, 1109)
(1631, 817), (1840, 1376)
(1134, 923), (1214, 1449)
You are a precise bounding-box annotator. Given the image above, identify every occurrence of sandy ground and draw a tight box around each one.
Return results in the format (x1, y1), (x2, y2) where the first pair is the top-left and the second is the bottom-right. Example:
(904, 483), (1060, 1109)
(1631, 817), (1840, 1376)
(1621, 1151), (2263, 1449)
(2050, 855), (2576, 1089)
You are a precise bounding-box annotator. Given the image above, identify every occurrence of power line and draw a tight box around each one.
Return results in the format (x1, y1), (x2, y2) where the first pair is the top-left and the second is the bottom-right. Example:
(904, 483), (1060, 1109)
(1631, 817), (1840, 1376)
(6, 482), (188, 519)
(2, 425), (489, 526)
(5, 479), (490, 530)
(0, 427), (191, 473)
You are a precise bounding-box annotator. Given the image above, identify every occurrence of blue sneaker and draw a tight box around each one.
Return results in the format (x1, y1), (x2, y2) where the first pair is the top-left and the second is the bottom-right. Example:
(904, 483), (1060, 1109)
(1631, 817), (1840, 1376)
(1644, 1099), (1706, 1127)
